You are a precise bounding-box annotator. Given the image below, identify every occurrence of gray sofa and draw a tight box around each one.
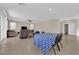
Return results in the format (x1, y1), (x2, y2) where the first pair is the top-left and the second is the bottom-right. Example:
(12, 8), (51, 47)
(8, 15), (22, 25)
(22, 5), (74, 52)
(7, 30), (17, 37)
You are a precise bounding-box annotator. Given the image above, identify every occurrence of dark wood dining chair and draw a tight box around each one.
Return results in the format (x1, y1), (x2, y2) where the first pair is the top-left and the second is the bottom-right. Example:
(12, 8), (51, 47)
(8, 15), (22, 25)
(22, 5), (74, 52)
(58, 33), (63, 48)
(52, 33), (63, 55)
(35, 31), (40, 34)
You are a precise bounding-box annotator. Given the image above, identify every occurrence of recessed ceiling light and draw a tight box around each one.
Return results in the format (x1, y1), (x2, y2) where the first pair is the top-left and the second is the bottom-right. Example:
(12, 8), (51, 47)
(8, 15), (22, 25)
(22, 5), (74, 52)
(49, 8), (52, 11)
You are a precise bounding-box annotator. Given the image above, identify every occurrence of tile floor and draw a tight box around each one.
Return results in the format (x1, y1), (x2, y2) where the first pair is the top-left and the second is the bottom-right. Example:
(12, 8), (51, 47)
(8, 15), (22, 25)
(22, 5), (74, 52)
(0, 35), (78, 55)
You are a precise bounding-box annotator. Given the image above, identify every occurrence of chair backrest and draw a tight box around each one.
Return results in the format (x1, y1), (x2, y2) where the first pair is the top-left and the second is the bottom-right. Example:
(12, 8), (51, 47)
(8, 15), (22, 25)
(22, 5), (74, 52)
(55, 33), (62, 44)
(59, 33), (63, 41)
(35, 31), (40, 34)
(55, 34), (60, 44)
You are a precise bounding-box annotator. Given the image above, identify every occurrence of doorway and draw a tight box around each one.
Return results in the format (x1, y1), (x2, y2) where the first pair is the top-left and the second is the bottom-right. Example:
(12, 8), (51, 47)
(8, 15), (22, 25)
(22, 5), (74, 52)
(64, 24), (68, 35)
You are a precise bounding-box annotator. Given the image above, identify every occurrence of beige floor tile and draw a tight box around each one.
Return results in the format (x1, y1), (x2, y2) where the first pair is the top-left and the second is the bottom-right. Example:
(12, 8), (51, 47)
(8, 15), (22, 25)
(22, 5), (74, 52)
(0, 35), (78, 55)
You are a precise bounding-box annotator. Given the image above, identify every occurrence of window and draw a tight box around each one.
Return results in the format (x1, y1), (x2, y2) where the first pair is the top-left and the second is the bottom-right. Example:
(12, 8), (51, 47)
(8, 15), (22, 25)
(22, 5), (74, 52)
(30, 24), (34, 30)
(10, 22), (16, 30)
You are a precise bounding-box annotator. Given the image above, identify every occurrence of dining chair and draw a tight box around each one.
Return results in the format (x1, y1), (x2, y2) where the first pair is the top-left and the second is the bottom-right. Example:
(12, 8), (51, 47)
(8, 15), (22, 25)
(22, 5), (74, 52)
(59, 33), (63, 48)
(35, 31), (40, 34)
(55, 34), (61, 51)
(52, 34), (60, 55)
(52, 33), (63, 54)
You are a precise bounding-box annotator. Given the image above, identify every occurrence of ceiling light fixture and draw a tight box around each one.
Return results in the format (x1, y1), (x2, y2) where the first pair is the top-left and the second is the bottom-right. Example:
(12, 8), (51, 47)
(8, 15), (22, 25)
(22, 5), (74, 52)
(26, 18), (32, 23)
(49, 8), (52, 11)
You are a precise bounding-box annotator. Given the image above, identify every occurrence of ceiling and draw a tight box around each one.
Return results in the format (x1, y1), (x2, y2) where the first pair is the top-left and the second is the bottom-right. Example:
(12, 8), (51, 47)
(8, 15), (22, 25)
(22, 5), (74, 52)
(0, 3), (79, 22)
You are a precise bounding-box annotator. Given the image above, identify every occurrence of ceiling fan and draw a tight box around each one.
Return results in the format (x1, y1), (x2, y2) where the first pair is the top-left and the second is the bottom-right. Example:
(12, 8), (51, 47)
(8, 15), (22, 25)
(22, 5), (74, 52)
(26, 18), (32, 23)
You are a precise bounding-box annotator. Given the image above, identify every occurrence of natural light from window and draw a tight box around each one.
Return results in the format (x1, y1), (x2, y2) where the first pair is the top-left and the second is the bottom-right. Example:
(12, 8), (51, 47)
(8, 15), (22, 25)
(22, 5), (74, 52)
(30, 23), (34, 30)
(10, 22), (16, 30)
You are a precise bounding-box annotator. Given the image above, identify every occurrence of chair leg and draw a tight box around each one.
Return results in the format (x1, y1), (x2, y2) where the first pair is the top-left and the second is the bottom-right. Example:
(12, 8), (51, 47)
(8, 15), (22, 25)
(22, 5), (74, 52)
(56, 43), (60, 51)
(53, 47), (56, 55)
(60, 41), (63, 48)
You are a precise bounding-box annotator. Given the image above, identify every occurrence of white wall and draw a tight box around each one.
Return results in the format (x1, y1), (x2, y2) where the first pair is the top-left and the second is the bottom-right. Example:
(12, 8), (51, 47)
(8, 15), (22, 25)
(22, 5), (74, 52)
(8, 21), (30, 32)
(0, 16), (1, 40)
(8, 19), (76, 36)
(60, 20), (76, 35)
(69, 23), (76, 35)
(16, 22), (30, 32)
(8, 19), (61, 34)
(76, 20), (79, 36)
(0, 9), (8, 40)
(1, 16), (8, 40)
(34, 20), (60, 33)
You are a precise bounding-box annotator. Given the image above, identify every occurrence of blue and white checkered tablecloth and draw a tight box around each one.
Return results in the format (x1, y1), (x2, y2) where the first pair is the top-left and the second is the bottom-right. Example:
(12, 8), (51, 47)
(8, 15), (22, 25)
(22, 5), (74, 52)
(34, 33), (57, 54)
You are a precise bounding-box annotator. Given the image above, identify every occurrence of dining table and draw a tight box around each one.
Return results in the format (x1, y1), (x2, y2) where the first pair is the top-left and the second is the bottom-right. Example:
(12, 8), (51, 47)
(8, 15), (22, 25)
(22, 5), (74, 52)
(33, 33), (57, 55)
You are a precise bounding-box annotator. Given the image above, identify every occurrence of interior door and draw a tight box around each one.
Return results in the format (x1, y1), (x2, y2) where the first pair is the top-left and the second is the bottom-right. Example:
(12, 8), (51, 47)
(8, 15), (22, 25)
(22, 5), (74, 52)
(64, 24), (68, 35)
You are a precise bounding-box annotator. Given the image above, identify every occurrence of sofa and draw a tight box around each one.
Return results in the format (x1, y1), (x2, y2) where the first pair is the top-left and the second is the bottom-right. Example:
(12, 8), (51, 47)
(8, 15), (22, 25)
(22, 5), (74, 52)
(7, 30), (17, 37)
